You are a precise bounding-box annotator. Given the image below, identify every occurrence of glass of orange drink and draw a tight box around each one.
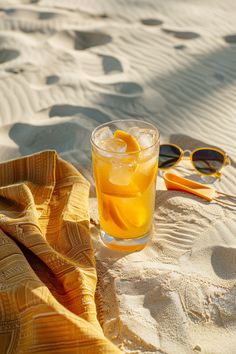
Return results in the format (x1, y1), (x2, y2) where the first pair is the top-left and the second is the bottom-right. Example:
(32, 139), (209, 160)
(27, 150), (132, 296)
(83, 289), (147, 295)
(91, 120), (159, 251)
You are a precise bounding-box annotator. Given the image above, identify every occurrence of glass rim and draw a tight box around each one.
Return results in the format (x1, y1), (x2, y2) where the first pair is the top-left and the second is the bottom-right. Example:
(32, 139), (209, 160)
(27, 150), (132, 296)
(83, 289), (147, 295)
(91, 119), (160, 156)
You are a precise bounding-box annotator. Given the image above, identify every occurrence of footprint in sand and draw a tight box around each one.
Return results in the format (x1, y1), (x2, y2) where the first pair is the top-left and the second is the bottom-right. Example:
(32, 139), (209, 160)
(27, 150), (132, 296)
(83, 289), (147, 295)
(38, 12), (60, 20)
(46, 75), (60, 85)
(80, 53), (123, 77)
(75, 31), (112, 50)
(141, 18), (163, 26)
(49, 105), (111, 123)
(49, 30), (112, 50)
(98, 54), (123, 74)
(6, 66), (60, 86)
(1, 8), (15, 15)
(6, 67), (25, 74)
(211, 246), (236, 280)
(174, 44), (187, 50)
(2, 7), (63, 20)
(163, 29), (200, 40)
(93, 82), (143, 97)
(0, 49), (20, 64)
(223, 34), (236, 44)
(86, 80), (164, 116)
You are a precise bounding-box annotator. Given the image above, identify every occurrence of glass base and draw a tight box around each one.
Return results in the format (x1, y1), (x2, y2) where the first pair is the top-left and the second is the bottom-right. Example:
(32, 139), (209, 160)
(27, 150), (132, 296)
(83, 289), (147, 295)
(100, 229), (150, 252)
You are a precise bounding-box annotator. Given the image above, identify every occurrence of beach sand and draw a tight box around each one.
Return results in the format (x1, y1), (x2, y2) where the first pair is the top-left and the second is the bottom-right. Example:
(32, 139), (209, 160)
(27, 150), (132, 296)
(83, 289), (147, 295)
(0, 0), (236, 353)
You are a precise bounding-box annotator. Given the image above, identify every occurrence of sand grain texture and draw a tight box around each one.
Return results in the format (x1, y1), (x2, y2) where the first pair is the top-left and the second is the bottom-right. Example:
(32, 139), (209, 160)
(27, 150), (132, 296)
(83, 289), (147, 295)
(0, 0), (236, 353)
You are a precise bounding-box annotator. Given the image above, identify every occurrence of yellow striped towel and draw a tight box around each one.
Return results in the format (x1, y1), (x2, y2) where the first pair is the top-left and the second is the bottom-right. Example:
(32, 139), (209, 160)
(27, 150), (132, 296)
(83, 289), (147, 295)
(0, 150), (121, 354)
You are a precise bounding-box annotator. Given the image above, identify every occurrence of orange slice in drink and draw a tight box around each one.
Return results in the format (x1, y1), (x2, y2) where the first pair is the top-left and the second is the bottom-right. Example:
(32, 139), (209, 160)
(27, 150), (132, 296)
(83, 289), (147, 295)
(114, 130), (140, 152)
(114, 129), (141, 178)
(103, 183), (141, 198)
(108, 199), (148, 231)
(108, 200), (129, 230)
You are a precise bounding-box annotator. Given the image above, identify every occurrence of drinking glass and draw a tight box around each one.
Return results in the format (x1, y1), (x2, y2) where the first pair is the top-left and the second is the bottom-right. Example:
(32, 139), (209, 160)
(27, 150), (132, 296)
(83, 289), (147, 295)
(91, 120), (159, 251)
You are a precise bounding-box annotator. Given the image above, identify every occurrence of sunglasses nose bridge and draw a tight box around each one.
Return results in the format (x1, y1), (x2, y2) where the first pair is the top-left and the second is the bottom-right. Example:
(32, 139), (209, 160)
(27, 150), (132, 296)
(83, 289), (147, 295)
(182, 150), (191, 160)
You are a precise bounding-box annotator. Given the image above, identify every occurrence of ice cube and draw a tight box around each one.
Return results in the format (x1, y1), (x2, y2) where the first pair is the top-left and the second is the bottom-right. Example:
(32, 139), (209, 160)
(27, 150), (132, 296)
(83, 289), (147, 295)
(109, 161), (135, 186)
(94, 127), (113, 147)
(137, 129), (156, 149)
(128, 126), (140, 139)
(100, 138), (127, 153)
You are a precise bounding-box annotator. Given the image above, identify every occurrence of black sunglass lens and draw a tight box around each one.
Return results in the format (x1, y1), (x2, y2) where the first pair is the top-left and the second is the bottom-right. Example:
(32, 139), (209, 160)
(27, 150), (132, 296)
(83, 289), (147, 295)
(192, 149), (224, 175)
(159, 145), (181, 169)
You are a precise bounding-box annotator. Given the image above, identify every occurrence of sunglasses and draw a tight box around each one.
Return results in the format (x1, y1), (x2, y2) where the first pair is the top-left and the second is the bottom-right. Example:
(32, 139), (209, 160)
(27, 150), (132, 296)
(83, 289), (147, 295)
(158, 144), (230, 177)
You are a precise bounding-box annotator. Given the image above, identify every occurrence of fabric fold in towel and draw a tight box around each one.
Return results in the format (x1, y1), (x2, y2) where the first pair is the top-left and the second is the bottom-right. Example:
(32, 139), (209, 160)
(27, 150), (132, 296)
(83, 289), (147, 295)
(0, 150), (121, 354)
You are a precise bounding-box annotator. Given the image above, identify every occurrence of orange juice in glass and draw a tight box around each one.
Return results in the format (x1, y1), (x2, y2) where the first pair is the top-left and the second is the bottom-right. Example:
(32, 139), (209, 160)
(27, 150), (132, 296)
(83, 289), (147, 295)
(91, 120), (159, 251)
